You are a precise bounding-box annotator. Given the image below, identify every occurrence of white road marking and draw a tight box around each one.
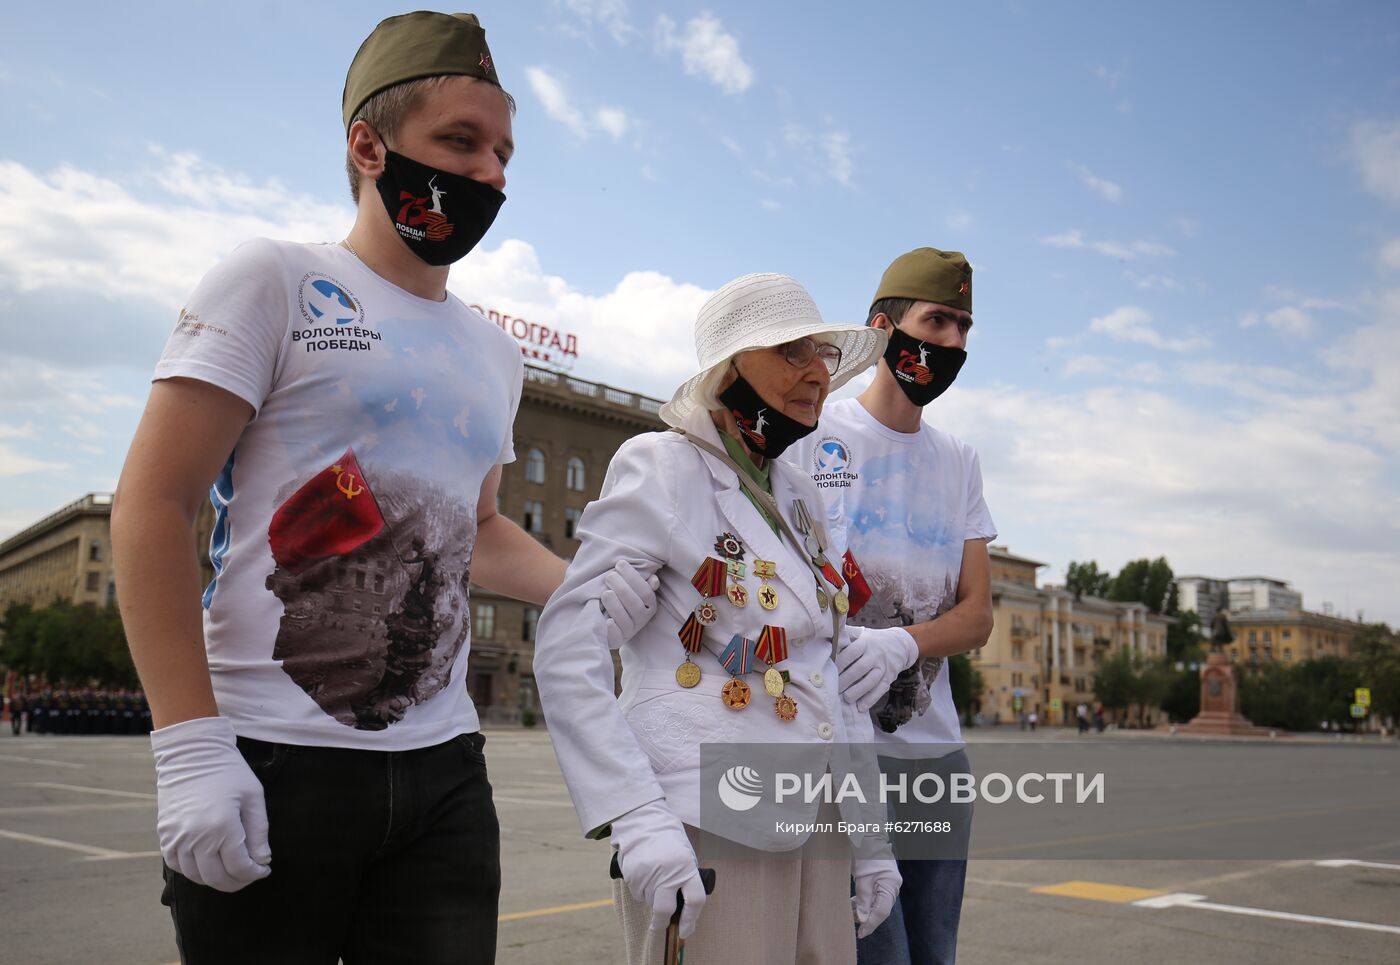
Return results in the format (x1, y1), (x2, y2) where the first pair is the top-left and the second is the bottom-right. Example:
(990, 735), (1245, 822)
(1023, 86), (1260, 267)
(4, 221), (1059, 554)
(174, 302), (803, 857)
(492, 794), (576, 808)
(1133, 892), (1400, 935)
(0, 754), (85, 769)
(80, 850), (162, 862)
(0, 828), (130, 859)
(21, 782), (156, 800)
(1315, 859), (1400, 872)
(0, 802), (152, 816)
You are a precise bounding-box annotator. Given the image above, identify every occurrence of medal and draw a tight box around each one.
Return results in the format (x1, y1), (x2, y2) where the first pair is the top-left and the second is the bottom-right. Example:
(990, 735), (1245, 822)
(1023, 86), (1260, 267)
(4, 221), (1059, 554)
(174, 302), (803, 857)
(775, 694), (798, 721)
(719, 634), (755, 710)
(678, 613), (704, 652)
(676, 658), (701, 688)
(722, 677), (751, 710)
(715, 533), (744, 560)
(753, 559), (779, 610)
(816, 587), (829, 611)
(691, 557), (727, 598)
(764, 666), (785, 697)
(695, 601), (718, 626)
(755, 625), (789, 665)
(727, 582), (749, 608)
(834, 590), (850, 615)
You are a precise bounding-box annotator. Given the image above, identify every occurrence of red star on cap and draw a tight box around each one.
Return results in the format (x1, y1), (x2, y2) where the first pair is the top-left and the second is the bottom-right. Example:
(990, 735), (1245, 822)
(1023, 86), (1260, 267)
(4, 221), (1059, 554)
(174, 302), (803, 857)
(480, 53), (494, 71)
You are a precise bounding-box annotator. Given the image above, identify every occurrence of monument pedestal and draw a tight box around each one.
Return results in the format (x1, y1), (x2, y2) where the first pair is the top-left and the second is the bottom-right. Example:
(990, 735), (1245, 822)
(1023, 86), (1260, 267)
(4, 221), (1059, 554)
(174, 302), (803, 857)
(1178, 651), (1278, 737)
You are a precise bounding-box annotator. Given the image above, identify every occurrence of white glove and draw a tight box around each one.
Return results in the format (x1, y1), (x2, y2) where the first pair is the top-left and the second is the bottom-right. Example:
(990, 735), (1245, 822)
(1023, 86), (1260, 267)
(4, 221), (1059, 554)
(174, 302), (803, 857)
(852, 858), (901, 939)
(601, 560), (661, 648)
(837, 626), (919, 713)
(151, 716), (271, 893)
(610, 800), (708, 937)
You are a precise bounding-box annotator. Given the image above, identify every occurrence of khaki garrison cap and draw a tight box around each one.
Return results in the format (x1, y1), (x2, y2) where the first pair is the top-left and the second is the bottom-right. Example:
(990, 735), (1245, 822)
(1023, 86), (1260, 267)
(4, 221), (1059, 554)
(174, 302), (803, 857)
(343, 11), (501, 132)
(871, 247), (973, 314)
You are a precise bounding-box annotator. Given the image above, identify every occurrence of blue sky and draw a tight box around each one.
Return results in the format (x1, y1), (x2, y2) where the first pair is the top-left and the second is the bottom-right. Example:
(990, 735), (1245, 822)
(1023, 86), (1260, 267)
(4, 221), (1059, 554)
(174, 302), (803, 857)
(2, 1), (1399, 624)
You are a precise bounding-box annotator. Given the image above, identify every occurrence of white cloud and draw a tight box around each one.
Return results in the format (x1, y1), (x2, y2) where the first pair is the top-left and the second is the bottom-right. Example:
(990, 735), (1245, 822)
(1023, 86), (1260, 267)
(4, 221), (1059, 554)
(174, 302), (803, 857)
(1062, 355), (1109, 377)
(718, 135), (744, 157)
(557, 0), (634, 44)
(782, 124), (855, 186)
(1240, 306), (1314, 336)
(1173, 217), (1199, 238)
(1090, 65), (1123, 88)
(759, 199), (781, 211)
(594, 106), (630, 140)
(0, 153), (350, 315)
(525, 66), (589, 137)
(933, 379), (1400, 624)
(946, 210), (974, 231)
(1089, 306), (1209, 352)
(524, 67), (634, 142)
(1352, 118), (1400, 204)
(656, 13), (754, 94)
(1069, 162), (1123, 203)
(1132, 273), (1179, 290)
(1380, 238), (1400, 271)
(1041, 229), (1175, 260)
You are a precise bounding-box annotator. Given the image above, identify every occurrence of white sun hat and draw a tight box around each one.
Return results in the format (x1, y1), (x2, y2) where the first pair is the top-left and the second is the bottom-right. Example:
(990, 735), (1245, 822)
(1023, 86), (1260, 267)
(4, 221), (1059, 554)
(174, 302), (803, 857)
(659, 272), (888, 427)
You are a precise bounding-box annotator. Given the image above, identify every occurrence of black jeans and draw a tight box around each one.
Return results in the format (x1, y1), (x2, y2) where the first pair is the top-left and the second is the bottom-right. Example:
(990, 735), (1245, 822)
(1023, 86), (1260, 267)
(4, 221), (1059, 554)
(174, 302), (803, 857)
(162, 732), (500, 965)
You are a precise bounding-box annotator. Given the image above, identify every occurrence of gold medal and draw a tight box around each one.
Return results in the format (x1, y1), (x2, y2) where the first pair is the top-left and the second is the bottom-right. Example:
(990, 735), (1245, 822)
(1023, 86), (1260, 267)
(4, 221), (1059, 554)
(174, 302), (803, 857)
(721, 677), (751, 710)
(727, 582), (749, 608)
(758, 584), (779, 610)
(676, 659), (701, 688)
(816, 587), (829, 611)
(834, 590), (850, 615)
(775, 694), (798, 721)
(764, 666), (785, 697)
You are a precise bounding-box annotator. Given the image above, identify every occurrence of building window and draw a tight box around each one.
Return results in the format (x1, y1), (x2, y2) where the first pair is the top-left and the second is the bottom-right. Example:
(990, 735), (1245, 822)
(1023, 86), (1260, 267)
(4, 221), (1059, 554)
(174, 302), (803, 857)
(565, 507), (582, 540)
(1282, 629), (1291, 639)
(1248, 631), (1257, 643)
(86, 571), (101, 592)
(474, 604), (496, 639)
(526, 448), (546, 484)
(1283, 648), (1292, 661)
(523, 500), (544, 534)
(522, 606), (539, 641)
(566, 456), (586, 492)
(89, 540), (102, 562)
(374, 574), (385, 594)
(355, 570), (366, 590)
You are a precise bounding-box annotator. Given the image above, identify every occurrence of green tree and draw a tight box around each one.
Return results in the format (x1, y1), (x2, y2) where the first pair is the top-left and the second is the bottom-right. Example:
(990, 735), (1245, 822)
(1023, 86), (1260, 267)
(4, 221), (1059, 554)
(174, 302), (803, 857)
(1092, 648), (1135, 723)
(947, 653), (984, 724)
(0, 600), (134, 686)
(1065, 560), (1112, 600)
(1108, 557), (1176, 615)
(1160, 662), (1201, 723)
(1166, 610), (1204, 662)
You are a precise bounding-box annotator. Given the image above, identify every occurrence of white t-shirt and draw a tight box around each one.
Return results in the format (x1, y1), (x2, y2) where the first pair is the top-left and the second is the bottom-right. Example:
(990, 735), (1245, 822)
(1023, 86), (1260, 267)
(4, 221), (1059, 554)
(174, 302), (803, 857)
(788, 397), (997, 759)
(153, 239), (524, 750)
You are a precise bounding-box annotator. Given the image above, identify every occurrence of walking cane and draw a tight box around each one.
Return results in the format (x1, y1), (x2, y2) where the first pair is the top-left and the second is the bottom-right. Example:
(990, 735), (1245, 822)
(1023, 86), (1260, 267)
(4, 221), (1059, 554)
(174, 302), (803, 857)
(610, 852), (717, 965)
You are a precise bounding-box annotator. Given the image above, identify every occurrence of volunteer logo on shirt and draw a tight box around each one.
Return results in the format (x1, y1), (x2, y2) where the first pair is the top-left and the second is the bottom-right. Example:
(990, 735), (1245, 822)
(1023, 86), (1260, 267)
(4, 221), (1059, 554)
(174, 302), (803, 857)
(812, 435), (859, 489)
(295, 273), (381, 354)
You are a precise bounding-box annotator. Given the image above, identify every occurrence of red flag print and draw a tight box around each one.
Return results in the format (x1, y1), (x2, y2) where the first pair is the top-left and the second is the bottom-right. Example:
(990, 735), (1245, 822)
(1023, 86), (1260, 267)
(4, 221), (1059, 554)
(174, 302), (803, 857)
(268, 448), (385, 574)
(842, 549), (873, 618)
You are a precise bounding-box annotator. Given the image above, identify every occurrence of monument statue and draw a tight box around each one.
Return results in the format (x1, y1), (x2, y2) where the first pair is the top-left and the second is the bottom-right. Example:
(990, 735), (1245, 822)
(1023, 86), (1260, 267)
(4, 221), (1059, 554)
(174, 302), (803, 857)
(1209, 591), (1234, 652)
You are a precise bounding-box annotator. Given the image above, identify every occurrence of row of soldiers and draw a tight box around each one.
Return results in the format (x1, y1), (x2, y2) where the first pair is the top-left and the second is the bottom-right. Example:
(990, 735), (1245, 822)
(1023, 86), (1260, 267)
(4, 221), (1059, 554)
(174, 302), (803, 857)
(5, 688), (152, 736)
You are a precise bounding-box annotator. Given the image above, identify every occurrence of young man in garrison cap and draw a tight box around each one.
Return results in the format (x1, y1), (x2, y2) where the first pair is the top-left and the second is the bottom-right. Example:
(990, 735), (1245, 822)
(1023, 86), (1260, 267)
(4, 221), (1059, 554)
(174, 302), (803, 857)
(112, 12), (653, 963)
(787, 248), (996, 965)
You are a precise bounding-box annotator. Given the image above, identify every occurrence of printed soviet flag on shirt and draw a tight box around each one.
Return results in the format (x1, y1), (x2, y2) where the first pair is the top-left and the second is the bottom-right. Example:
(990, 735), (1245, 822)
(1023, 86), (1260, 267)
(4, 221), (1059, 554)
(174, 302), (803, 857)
(842, 549), (873, 618)
(268, 448), (385, 574)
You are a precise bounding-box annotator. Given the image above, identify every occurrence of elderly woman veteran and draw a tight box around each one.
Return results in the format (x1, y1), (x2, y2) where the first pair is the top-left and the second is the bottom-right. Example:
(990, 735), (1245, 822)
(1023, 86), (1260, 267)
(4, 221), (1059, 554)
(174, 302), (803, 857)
(534, 273), (909, 964)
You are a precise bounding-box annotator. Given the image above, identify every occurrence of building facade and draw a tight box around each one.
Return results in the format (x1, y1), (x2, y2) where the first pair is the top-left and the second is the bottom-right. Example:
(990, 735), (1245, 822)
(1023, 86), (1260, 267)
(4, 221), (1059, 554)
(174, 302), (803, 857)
(979, 546), (1172, 726)
(0, 494), (118, 612)
(1174, 573), (1363, 666)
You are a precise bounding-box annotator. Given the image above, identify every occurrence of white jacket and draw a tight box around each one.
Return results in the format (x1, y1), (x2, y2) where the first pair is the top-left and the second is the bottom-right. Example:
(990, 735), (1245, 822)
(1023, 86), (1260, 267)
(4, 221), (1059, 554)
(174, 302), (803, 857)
(534, 407), (874, 848)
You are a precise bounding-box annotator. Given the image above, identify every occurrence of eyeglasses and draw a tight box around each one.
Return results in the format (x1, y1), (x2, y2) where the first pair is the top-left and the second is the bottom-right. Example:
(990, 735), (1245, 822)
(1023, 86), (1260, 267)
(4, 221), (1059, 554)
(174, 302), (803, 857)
(779, 337), (843, 375)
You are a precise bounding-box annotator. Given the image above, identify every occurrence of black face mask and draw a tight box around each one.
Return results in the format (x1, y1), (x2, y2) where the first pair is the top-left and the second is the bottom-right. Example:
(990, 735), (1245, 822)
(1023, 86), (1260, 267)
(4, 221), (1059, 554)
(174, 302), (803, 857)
(717, 370), (818, 461)
(375, 148), (505, 266)
(882, 325), (967, 407)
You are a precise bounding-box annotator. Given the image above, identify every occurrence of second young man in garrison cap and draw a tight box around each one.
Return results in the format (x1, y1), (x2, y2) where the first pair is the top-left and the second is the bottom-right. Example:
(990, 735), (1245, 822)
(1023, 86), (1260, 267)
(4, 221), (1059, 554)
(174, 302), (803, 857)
(787, 247), (997, 965)
(112, 12), (652, 964)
